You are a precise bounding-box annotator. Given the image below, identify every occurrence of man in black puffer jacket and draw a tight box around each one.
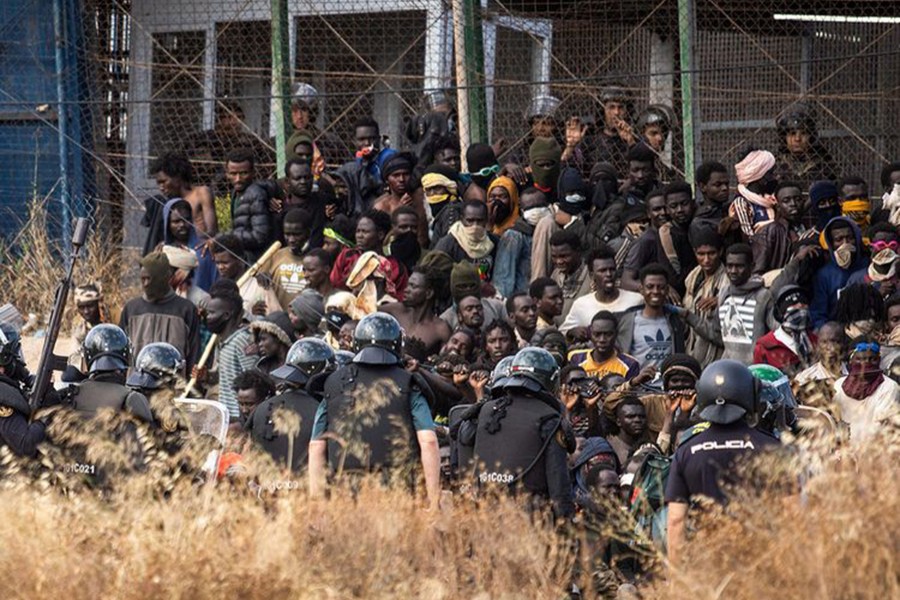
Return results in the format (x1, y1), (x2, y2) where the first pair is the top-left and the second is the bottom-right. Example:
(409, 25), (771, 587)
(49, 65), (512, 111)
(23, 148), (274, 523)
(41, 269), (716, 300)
(225, 148), (274, 261)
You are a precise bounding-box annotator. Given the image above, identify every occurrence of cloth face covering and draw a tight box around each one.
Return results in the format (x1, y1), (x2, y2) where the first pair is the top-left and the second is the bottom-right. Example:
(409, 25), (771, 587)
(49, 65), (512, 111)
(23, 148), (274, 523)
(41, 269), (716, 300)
(833, 242), (856, 269)
(523, 206), (551, 226)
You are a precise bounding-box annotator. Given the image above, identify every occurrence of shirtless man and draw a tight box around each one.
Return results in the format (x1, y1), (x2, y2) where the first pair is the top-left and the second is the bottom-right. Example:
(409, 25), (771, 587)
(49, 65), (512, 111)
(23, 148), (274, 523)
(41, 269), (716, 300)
(151, 152), (217, 237)
(381, 267), (451, 360)
(373, 153), (429, 247)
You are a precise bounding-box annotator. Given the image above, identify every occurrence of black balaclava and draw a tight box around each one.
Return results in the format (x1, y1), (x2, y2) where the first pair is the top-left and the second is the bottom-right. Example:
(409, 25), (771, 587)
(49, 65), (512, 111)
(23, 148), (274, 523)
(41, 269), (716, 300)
(557, 167), (591, 216)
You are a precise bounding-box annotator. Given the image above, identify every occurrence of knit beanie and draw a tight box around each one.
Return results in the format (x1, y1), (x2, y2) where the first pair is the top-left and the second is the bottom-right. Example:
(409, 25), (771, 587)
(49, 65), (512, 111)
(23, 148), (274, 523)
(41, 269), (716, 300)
(660, 353), (702, 386)
(287, 130), (314, 157)
(289, 288), (325, 334)
(450, 261), (482, 302)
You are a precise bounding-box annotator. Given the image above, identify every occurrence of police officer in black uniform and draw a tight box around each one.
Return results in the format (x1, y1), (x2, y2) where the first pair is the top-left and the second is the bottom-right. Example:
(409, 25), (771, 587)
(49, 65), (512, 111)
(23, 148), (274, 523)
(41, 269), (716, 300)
(249, 337), (336, 472)
(0, 322), (47, 457)
(72, 324), (154, 424)
(126, 342), (185, 392)
(126, 342), (188, 442)
(308, 312), (441, 507)
(462, 347), (576, 518)
(664, 359), (780, 563)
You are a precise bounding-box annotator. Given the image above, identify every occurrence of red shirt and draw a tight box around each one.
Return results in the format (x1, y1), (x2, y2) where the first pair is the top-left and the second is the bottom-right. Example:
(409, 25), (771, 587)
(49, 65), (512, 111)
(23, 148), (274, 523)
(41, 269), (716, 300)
(329, 247), (408, 301)
(753, 329), (817, 372)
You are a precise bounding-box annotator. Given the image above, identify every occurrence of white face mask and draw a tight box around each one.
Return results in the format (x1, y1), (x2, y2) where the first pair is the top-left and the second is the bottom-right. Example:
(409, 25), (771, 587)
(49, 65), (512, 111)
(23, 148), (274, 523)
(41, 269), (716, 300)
(523, 206), (551, 226)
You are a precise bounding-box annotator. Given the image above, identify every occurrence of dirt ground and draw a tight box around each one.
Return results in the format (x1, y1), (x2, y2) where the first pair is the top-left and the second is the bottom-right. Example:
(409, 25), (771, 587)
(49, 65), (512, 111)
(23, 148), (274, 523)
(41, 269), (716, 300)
(21, 335), (78, 373)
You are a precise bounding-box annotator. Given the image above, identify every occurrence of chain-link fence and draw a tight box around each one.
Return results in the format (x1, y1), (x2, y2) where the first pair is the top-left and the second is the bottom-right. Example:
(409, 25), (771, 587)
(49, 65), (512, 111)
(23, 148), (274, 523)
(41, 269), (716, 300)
(1, 0), (898, 248)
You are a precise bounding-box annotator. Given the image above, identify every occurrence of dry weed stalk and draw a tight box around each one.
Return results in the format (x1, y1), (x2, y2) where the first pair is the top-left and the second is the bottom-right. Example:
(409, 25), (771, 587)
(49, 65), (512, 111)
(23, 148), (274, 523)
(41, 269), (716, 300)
(0, 197), (138, 332)
(644, 425), (900, 600)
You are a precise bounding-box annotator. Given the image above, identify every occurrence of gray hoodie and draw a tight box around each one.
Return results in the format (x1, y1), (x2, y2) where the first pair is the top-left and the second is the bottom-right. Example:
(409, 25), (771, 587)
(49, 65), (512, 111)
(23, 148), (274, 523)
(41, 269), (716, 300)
(682, 277), (775, 364)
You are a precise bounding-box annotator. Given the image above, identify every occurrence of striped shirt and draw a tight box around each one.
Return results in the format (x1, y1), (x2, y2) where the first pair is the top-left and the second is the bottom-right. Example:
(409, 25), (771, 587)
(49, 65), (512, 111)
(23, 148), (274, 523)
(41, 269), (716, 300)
(215, 327), (257, 421)
(718, 294), (758, 347)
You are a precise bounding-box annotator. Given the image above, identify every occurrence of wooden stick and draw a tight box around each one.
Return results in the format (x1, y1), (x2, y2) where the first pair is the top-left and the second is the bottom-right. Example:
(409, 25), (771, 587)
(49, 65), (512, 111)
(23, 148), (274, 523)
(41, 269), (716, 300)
(181, 241), (282, 398)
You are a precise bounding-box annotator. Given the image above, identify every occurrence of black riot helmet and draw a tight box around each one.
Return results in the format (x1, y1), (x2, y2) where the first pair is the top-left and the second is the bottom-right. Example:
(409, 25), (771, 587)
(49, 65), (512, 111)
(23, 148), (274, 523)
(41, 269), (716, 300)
(504, 347), (561, 395)
(0, 322), (23, 370)
(636, 104), (675, 135)
(776, 104), (817, 139)
(352, 312), (403, 365)
(83, 324), (132, 374)
(271, 338), (336, 385)
(488, 355), (515, 399)
(695, 359), (758, 425)
(126, 342), (184, 390)
(334, 350), (355, 367)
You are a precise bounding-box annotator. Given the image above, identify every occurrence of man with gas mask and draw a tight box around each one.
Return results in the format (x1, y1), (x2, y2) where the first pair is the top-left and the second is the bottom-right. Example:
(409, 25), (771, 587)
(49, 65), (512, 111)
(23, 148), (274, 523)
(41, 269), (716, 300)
(664, 359), (780, 564)
(0, 322), (49, 457)
(308, 312), (441, 508)
(248, 338), (336, 472)
(753, 285), (816, 376)
(461, 347), (575, 518)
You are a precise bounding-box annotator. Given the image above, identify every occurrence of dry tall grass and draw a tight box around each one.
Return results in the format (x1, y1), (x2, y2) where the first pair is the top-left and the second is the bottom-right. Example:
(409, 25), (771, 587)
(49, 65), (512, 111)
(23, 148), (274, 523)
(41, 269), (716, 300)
(0, 425), (895, 598)
(644, 426), (900, 600)
(0, 198), (138, 330)
(0, 474), (571, 599)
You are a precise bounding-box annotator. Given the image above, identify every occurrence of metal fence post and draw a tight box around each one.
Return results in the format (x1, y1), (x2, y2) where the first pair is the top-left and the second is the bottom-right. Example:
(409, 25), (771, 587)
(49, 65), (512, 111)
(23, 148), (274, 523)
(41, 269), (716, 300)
(678, 0), (699, 187)
(271, 0), (291, 177)
(462, 0), (487, 145)
(53, 0), (72, 252)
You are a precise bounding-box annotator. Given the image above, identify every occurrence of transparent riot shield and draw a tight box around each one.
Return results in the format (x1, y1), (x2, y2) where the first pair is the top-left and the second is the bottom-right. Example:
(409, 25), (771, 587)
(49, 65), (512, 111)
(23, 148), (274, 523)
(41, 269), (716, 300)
(175, 398), (229, 477)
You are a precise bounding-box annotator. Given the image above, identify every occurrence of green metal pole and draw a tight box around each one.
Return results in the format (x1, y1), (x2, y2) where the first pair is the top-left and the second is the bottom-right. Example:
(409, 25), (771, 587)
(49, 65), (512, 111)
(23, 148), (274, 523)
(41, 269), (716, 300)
(271, 0), (291, 176)
(462, 0), (487, 143)
(677, 0), (698, 186)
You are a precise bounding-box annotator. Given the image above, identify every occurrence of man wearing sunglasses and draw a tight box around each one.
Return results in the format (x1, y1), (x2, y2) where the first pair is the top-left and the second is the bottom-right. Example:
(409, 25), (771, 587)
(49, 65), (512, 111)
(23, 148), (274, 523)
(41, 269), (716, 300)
(462, 143), (501, 203)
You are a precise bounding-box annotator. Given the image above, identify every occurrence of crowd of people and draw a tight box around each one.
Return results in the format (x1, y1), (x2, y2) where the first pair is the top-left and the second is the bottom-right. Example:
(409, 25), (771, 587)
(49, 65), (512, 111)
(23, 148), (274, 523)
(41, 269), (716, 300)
(1, 82), (899, 584)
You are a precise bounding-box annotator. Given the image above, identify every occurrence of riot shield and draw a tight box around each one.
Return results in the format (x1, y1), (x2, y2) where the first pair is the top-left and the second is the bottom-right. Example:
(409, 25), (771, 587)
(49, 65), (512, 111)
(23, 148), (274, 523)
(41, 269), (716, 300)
(794, 405), (839, 445)
(175, 398), (229, 477)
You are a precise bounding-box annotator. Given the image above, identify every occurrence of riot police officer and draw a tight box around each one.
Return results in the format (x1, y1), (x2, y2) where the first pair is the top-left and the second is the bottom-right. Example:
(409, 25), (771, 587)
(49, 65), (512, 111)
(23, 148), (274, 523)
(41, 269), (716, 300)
(249, 337), (336, 472)
(126, 342), (185, 392)
(126, 342), (188, 438)
(308, 312), (441, 507)
(0, 322), (47, 457)
(463, 347), (576, 518)
(774, 103), (837, 184)
(72, 324), (154, 424)
(664, 359), (780, 564)
(449, 355), (516, 485)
